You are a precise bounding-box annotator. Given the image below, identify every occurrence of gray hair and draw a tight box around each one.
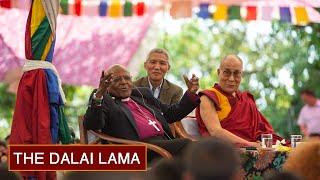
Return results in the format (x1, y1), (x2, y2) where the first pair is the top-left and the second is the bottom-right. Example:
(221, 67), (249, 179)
(146, 48), (170, 62)
(220, 54), (243, 68)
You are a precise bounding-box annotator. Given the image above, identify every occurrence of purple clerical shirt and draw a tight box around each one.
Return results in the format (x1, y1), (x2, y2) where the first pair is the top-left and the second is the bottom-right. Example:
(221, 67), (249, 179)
(123, 98), (164, 140)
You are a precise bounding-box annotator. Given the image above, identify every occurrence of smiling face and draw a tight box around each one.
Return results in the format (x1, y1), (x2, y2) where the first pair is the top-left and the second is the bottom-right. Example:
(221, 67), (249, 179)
(217, 55), (243, 94)
(144, 52), (170, 82)
(107, 68), (133, 99)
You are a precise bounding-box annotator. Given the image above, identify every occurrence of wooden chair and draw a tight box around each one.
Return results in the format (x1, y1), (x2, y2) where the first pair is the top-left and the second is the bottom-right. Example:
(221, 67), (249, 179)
(173, 116), (200, 141)
(78, 116), (173, 159)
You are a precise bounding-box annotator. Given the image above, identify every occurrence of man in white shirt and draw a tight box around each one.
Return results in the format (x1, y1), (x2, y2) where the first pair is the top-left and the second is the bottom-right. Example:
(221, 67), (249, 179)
(297, 89), (320, 137)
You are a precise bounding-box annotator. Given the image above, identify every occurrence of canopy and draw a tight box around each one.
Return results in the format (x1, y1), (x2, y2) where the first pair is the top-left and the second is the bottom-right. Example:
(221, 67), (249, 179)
(0, 7), (155, 87)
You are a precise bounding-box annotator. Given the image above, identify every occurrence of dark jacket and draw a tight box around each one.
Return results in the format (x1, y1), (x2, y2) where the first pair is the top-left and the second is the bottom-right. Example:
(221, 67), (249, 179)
(134, 77), (183, 105)
(84, 87), (199, 141)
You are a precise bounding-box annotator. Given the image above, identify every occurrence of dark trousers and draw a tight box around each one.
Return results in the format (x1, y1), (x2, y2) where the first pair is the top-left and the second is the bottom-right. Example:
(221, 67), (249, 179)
(143, 136), (192, 163)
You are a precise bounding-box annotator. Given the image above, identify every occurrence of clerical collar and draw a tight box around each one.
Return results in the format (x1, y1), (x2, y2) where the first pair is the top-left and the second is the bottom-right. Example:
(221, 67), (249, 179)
(147, 77), (163, 90)
(121, 97), (130, 102)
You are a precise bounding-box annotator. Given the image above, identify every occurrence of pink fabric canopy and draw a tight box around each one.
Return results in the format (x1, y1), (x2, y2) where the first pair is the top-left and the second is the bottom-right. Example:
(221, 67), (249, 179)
(0, 8), (154, 87)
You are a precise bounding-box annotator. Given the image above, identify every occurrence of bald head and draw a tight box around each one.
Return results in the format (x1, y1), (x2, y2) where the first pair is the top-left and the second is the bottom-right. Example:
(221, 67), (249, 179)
(217, 54), (243, 95)
(219, 55), (243, 69)
(105, 64), (130, 75)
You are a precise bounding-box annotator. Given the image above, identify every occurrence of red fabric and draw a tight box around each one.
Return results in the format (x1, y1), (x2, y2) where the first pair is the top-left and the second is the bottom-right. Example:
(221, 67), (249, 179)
(196, 86), (283, 143)
(136, 2), (145, 16)
(10, 70), (56, 180)
(0, 0), (11, 8)
(75, 0), (82, 16)
(246, 6), (257, 20)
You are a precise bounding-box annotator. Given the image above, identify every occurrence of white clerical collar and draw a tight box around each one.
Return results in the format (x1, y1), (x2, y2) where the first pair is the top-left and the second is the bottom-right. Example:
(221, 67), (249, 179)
(121, 97), (130, 102)
(147, 77), (163, 90)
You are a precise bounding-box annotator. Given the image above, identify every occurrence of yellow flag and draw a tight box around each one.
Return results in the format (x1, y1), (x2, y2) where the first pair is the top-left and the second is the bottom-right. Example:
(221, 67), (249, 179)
(109, 0), (122, 17)
(294, 7), (309, 25)
(214, 4), (228, 20)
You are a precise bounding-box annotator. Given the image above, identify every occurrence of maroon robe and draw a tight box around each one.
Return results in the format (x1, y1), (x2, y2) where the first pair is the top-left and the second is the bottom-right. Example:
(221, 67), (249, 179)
(196, 84), (283, 143)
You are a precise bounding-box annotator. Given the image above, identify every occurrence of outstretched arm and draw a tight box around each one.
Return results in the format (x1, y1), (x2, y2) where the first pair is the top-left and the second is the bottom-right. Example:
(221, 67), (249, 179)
(200, 95), (259, 147)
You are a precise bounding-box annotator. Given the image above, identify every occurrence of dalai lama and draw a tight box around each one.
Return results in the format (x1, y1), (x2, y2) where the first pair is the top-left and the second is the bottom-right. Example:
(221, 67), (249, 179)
(196, 55), (283, 147)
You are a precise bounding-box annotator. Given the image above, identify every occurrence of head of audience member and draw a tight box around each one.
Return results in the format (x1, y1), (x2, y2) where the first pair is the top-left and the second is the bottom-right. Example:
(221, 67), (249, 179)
(264, 171), (302, 180)
(0, 165), (21, 180)
(300, 89), (317, 106)
(106, 64), (133, 99)
(0, 140), (7, 164)
(147, 158), (184, 180)
(217, 55), (243, 95)
(64, 172), (144, 180)
(283, 140), (320, 179)
(144, 48), (170, 86)
(183, 137), (240, 180)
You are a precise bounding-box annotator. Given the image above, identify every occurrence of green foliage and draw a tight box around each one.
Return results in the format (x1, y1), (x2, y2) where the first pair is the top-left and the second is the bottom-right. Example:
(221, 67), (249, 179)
(140, 19), (319, 138)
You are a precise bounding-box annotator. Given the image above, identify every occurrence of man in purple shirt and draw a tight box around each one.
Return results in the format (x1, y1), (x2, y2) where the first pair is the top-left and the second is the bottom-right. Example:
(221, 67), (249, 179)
(298, 89), (320, 137)
(84, 64), (200, 160)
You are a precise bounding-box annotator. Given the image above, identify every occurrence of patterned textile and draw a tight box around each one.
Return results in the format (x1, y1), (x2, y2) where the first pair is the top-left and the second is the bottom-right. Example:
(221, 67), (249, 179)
(240, 150), (288, 180)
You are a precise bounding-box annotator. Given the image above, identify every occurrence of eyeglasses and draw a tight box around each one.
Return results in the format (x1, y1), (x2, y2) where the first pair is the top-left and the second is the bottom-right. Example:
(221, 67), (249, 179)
(221, 69), (242, 79)
(112, 75), (132, 83)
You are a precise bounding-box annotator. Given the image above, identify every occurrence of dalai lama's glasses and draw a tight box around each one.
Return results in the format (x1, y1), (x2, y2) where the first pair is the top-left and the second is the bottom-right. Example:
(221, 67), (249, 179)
(221, 69), (243, 79)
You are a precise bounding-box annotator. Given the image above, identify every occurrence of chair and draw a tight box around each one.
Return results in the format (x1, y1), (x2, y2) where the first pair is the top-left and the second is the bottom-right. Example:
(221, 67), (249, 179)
(173, 116), (200, 141)
(78, 116), (173, 159)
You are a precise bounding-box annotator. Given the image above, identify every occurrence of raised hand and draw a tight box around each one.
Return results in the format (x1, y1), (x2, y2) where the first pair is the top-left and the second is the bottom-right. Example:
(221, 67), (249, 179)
(183, 74), (199, 94)
(96, 71), (114, 98)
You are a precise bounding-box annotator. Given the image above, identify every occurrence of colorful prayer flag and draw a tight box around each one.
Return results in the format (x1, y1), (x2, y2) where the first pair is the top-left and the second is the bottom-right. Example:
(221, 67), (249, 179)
(123, 1), (133, 17)
(261, 6), (273, 21)
(99, 0), (108, 16)
(228, 5), (241, 20)
(246, 6), (257, 20)
(294, 7), (309, 25)
(109, 0), (122, 17)
(280, 7), (291, 22)
(214, 4), (228, 20)
(197, 3), (211, 19)
(74, 0), (82, 16)
(136, 2), (145, 16)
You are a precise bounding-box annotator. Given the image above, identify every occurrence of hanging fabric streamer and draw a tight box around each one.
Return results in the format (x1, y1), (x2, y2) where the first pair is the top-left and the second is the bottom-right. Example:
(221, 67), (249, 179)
(109, 0), (122, 17)
(136, 1), (145, 16)
(74, 0), (82, 16)
(170, 0), (192, 19)
(0, 0), (11, 8)
(228, 5), (241, 20)
(124, 0), (133, 17)
(246, 6), (257, 20)
(261, 6), (273, 21)
(214, 4), (228, 20)
(280, 7), (291, 22)
(294, 7), (309, 25)
(197, 3), (211, 19)
(99, 0), (108, 16)
(60, 0), (68, 15)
